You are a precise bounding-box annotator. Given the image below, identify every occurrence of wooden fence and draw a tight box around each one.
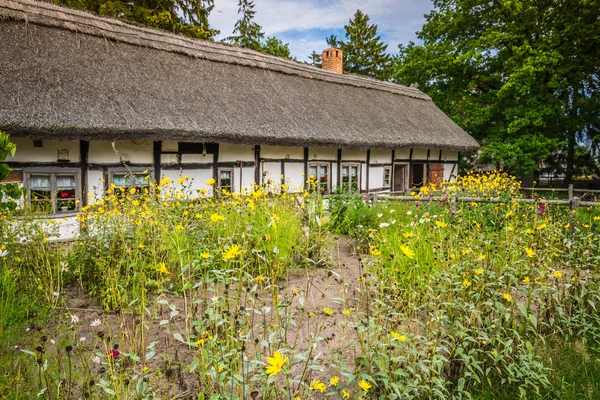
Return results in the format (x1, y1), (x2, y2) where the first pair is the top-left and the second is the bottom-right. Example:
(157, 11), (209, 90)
(373, 184), (600, 211)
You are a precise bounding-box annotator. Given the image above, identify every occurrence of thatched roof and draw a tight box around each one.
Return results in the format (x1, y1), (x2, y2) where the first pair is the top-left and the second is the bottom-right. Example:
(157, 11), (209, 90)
(0, 0), (479, 151)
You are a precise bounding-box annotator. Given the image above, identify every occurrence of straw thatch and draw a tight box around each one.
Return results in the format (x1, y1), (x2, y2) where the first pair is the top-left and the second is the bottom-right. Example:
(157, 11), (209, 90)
(0, 0), (479, 151)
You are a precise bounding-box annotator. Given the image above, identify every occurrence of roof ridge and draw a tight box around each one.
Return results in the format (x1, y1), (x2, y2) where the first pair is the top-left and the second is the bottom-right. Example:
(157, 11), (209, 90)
(0, 0), (431, 101)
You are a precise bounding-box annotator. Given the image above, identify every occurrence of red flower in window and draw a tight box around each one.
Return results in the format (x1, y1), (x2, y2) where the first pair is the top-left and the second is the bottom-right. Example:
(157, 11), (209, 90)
(60, 191), (69, 198)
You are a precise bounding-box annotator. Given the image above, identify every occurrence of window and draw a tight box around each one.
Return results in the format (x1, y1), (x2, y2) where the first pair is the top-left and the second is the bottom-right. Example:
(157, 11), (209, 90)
(383, 167), (391, 187)
(218, 168), (233, 192)
(341, 163), (360, 193)
(109, 170), (151, 195)
(308, 163), (329, 193)
(25, 171), (79, 213)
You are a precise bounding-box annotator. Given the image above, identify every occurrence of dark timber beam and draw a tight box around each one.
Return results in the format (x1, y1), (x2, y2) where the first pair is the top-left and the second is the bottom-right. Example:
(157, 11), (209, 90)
(337, 148), (342, 190)
(303, 147), (309, 191)
(366, 149), (371, 193)
(80, 140), (89, 206)
(153, 141), (162, 184)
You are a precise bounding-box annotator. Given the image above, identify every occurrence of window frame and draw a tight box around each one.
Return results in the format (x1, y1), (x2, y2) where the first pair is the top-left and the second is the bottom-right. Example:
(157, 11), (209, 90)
(107, 168), (152, 195)
(308, 162), (330, 194)
(340, 163), (361, 194)
(217, 168), (234, 193)
(24, 169), (81, 214)
(383, 166), (392, 187)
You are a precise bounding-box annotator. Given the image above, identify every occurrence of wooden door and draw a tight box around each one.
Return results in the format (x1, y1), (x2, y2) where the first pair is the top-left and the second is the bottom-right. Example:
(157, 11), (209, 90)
(428, 163), (444, 185)
(393, 164), (406, 192)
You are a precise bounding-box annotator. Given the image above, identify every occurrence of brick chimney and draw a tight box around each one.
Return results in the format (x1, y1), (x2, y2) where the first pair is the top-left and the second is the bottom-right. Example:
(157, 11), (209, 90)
(322, 48), (343, 74)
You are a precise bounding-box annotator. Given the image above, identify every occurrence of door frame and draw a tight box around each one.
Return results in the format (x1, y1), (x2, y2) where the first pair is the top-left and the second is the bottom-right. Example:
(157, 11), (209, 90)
(392, 162), (409, 193)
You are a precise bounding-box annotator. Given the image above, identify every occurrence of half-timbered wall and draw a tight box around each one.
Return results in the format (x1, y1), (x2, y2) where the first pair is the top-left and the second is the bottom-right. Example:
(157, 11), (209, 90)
(5, 139), (461, 211)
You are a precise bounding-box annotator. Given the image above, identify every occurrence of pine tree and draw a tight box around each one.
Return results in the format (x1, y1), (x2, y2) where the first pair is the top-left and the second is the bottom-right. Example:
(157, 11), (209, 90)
(262, 37), (293, 59)
(308, 50), (322, 68)
(226, 0), (264, 52)
(327, 10), (391, 80)
(54, 0), (219, 40)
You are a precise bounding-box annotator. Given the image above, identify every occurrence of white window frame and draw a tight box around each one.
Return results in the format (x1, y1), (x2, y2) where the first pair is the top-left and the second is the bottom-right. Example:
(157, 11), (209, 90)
(108, 168), (152, 194)
(24, 169), (81, 214)
(218, 168), (234, 192)
(383, 166), (392, 187)
(308, 163), (330, 194)
(341, 163), (361, 194)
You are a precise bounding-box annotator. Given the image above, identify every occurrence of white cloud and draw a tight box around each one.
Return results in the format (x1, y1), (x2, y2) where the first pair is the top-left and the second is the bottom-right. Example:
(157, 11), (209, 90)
(211, 0), (433, 60)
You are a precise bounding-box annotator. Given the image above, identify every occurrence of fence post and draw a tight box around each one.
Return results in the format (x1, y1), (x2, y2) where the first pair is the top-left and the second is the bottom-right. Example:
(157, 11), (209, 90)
(568, 184), (573, 200)
(372, 193), (378, 205)
(569, 195), (579, 234)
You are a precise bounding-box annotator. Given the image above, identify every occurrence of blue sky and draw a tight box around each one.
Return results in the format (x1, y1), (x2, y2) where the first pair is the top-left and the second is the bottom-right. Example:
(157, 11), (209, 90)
(211, 0), (434, 61)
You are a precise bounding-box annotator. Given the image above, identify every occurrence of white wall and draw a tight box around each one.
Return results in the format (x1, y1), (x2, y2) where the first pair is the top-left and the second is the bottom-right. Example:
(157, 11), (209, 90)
(219, 144), (254, 162)
(261, 145), (303, 160)
(241, 166), (256, 192)
(428, 149), (442, 162)
(412, 148), (428, 160)
(87, 170), (105, 203)
(162, 141), (178, 152)
(161, 169), (214, 197)
(442, 150), (459, 162)
(369, 166), (385, 190)
(444, 163), (458, 182)
(284, 163), (304, 192)
(11, 139), (80, 163)
(396, 148), (411, 160)
(370, 150), (392, 164)
(309, 147), (336, 161)
(89, 140), (153, 164)
(182, 154), (213, 164)
(342, 149), (367, 161)
(261, 162), (281, 187)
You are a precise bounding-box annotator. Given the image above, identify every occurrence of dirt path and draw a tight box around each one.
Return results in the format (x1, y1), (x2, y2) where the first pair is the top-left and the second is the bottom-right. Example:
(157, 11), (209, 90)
(19, 236), (365, 398)
(281, 236), (365, 384)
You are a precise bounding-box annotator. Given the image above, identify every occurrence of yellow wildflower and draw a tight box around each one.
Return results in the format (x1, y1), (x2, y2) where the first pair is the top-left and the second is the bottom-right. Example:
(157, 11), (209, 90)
(222, 244), (242, 260)
(462, 279), (472, 287)
(329, 376), (339, 387)
(157, 263), (169, 275)
(400, 245), (415, 259)
(503, 293), (512, 302)
(210, 213), (225, 222)
(323, 307), (334, 316)
(205, 178), (216, 185)
(200, 252), (210, 259)
(391, 331), (407, 342)
(358, 380), (372, 392)
(475, 268), (484, 275)
(403, 231), (414, 238)
(309, 380), (326, 393)
(342, 390), (350, 399)
(537, 223), (547, 230)
(342, 309), (351, 315)
(522, 276), (530, 284)
(435, 220), (448, 228)
(525, 248), (535, 258)
(553, 270), (562, 278)
(369, 246), (380, 256)
(265, 351), (287, 377)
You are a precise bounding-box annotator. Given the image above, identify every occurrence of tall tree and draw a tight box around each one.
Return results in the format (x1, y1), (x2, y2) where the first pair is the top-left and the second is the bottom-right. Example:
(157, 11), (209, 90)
(226, 0), (264, 51)
(53, 0), (219, 39)
(327, 10), (392, 80)
(308, 50), (322, 68)
(225, 0), (294, 59)
(262, 37), (293, 59)
(394, 0), (600, 180)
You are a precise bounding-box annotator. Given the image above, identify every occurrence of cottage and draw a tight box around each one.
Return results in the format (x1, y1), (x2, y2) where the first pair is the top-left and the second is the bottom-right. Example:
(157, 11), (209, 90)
(0, 0), (479, 214)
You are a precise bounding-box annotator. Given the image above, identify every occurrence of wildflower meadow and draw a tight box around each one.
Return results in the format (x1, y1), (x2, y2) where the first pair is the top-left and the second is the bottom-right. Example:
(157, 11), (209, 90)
(1, 172), (600, 399)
